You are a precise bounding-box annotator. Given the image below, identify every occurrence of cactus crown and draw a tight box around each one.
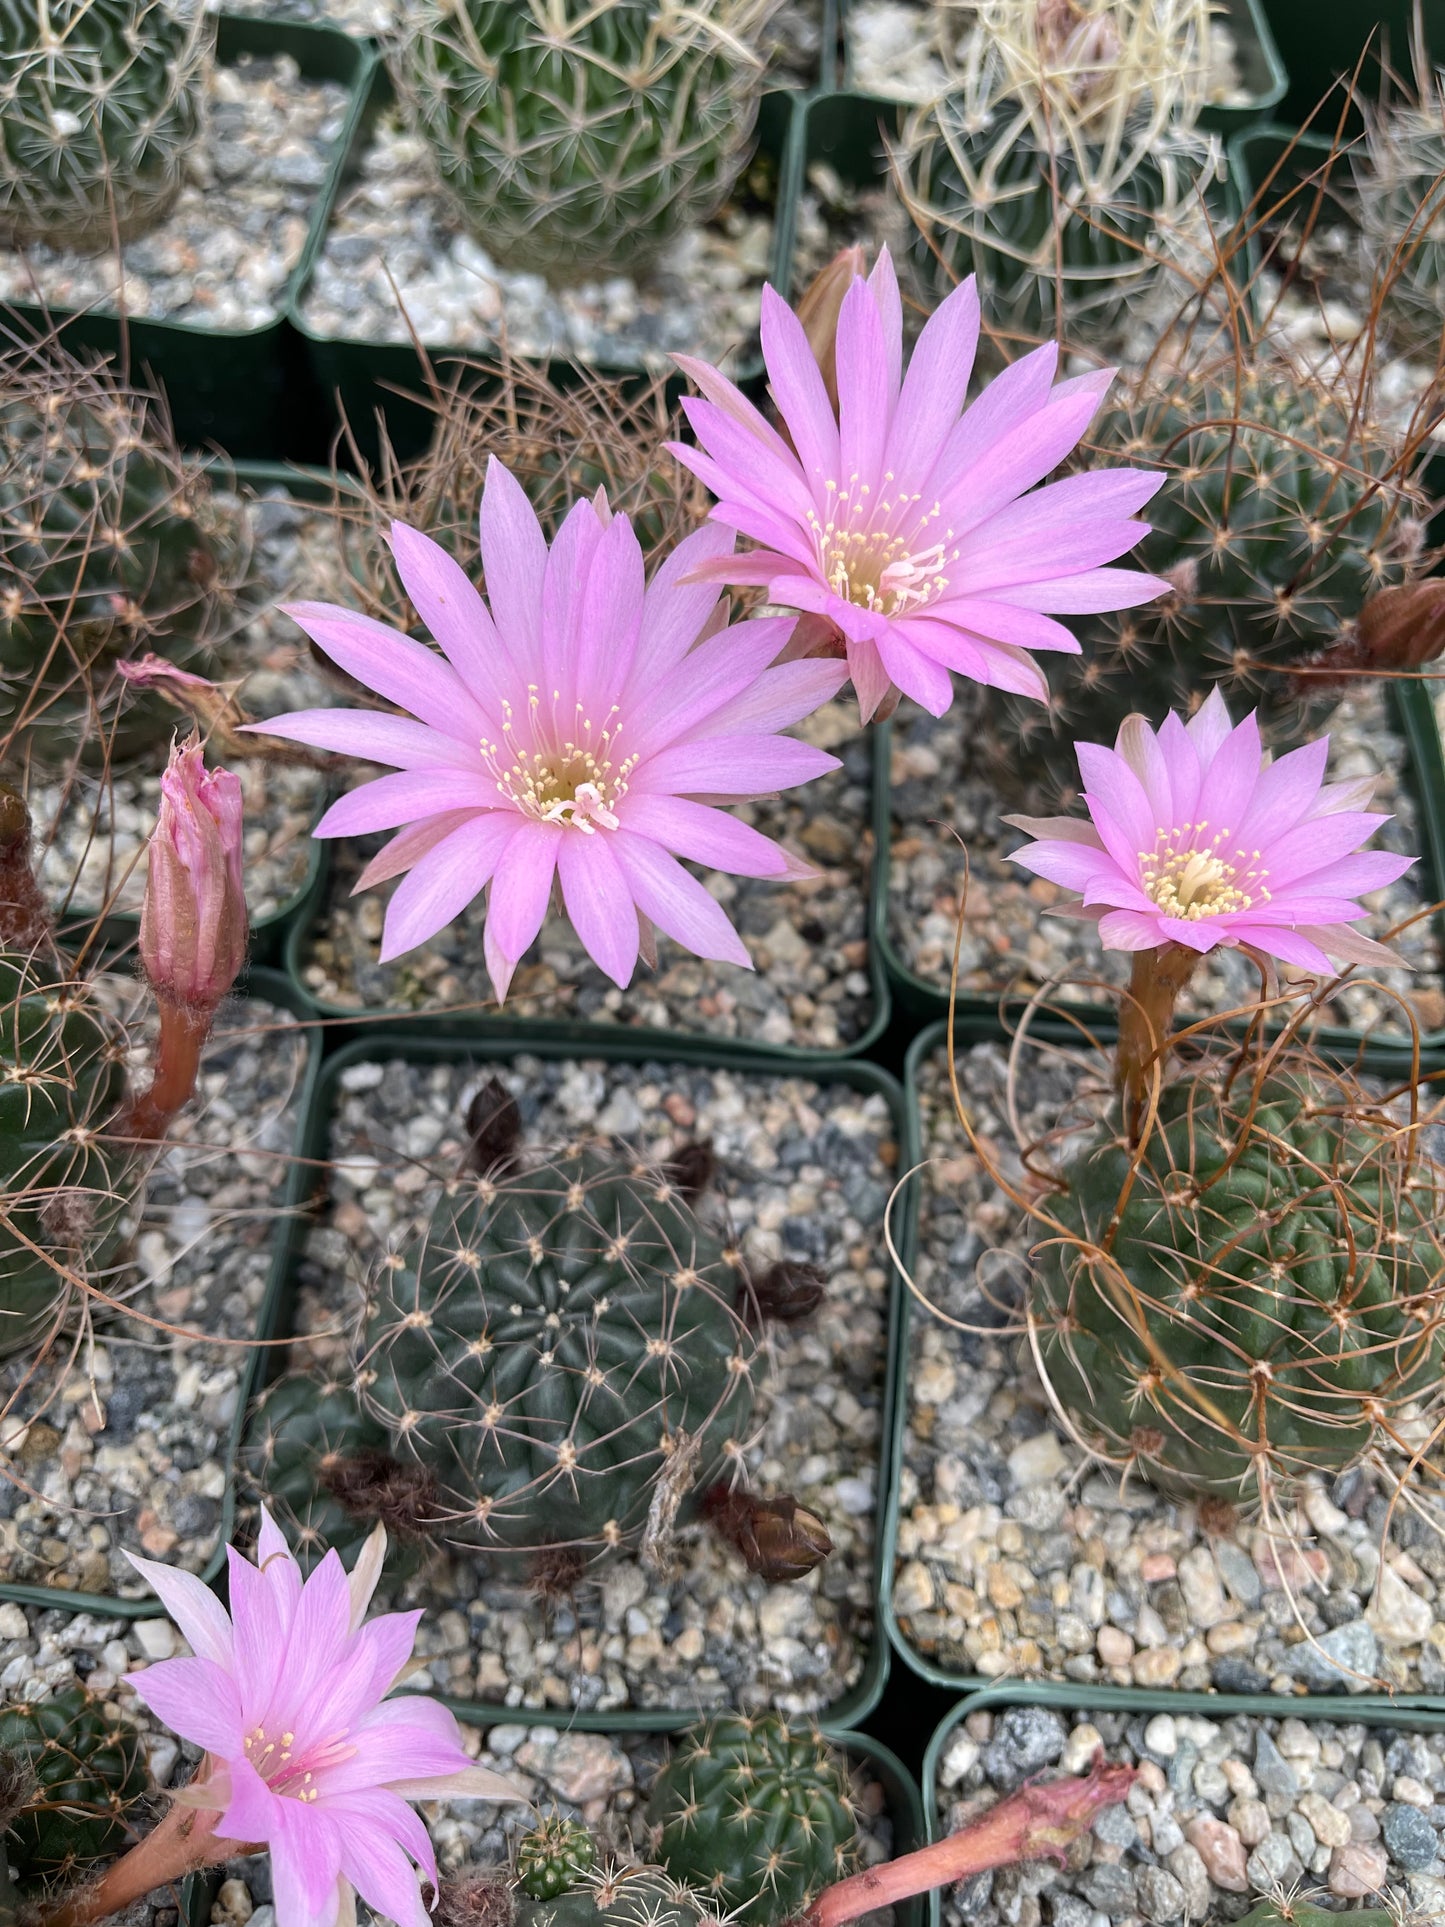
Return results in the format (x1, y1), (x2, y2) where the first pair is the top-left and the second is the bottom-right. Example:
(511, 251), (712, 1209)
(0, 340), (248, 766)
(387, 0), (783, 281)
(646, 1714), (858, 1927)
(0, 1687), (151, 1887)
(514, 1817), (598, 1901)
(0, 0), (211, 251)
(1236, 1901), (1402, 1927)
(1030, 1048), (1445, 1503)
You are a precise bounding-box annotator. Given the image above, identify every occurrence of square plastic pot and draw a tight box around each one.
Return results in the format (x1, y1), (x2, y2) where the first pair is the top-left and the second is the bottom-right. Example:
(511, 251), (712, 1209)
(1261, 0), (1445, 132)
(3, 17), (376, 461)
(236, 1026), (919, 1732)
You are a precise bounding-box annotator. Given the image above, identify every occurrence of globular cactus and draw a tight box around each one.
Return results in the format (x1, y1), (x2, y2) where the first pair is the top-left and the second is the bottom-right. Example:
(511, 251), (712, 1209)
(386, 0), (784, 281)
(1237, 1904), (1399, 1927)
(0, 1688), (150, 1887)
(1031, 1058), (1445, 1503)
(646, 1714), (857, 1927)
(511, 1866), (723, 1927)
(981, 356), (1431, 808)
(0, 343), (247, 765)
(0, 0), (211, 252)
(514, 1817), (597, 1901)
(1357, 87), (1445, 352)
(896, 0), (1219, 339)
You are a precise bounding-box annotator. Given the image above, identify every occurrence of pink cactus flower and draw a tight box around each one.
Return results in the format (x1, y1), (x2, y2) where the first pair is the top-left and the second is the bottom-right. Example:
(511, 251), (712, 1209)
(124, 1515), (524, 1927)
(666, 247), (1169, 724)
(140, 736), (248, 1012)
(245, 463), (847, 1002)
(1005, 689), (1413, 973)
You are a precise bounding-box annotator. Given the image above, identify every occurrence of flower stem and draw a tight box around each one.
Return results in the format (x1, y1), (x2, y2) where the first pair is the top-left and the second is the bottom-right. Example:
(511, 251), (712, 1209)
(34, 1797), (251, 1927)
(1117, 942), (1198, 1142)
(112, 994), (214, 1143)
(797, 1761), (1137, 1927)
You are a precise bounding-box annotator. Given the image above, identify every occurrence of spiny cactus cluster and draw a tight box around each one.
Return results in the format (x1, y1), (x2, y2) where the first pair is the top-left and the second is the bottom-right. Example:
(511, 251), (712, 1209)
(0, 342), (247, 765)
(1358, 86), (1445, 351)
(647, 1714), (858, 1927)
(514, 1818), (597, 1902)
(0, 0), (211, 253)
(386, 0), (783, 281)
(1238, 1904), (1400, 1927)
(1031, 1055), (1445, 1503)
(897, 0), (1219, 338)
(981, 354), (1430, 807)
(512, 1865), (723, 1927)
(0, 1687), (150, 1887)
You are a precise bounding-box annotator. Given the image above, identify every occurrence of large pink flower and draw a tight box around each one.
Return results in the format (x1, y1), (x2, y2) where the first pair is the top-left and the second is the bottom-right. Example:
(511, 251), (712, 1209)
(667, 246), (1168, 722)
(1005, 690), (1413, 973)
(125, 1516), (523, 1927)
(244, 463), (846, 1002)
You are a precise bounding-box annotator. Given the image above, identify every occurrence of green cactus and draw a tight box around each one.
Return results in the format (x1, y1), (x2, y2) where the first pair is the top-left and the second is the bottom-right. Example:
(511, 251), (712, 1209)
(358, 1137), (763, 1571)
(515, 1817), (597, 1900)
(1358, 90), (1445, 353)
(513, 1866), (720, 1927)
(0, 1688), (150, 1887)
(1031, 1061), (1445, 1501)
(386, 0), (783, 281)
(1236, 1905), (1398, 1927)
(0, 0), (210, 252)
(0, 345), (247, 764)
(646, 1714), (857, 1927)
(898, 0), (1219, 339)
(0, 946), (130, 1358)
(980, 359), (1430, 808)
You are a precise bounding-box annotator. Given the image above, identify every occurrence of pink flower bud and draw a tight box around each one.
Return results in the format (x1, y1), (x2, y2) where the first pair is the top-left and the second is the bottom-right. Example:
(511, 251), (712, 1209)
(140, 737), (247, 1012)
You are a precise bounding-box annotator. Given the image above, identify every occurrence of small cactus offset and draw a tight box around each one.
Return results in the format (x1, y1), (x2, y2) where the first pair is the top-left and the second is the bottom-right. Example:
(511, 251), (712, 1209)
(647, 1714), (858, 1927)
(0, 1688), (150, 1888)
(386, 0), (783, 281)
(0, 342), (247, 764)
(981, 355), (1431, 807)
(897, 0), (1218, 339)
(514, 1817), (597, 1901)
(1031, 1056), (1445, 1503)
(0, 0), (211, 252)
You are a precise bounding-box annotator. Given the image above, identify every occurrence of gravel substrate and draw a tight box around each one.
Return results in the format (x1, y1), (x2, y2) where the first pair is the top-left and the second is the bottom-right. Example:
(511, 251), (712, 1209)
(299, 105), (778, 369)
(31, 488), (335, 932)
(0, 54), (351, 330)
(885, 682), (1444, 1039)
(935, 1704), (1442, 1926)
(258, 1049), (898, 1715)
(295, 702), (875, 1050)
(0, 988), (310, 1596)
(891, 1039), (1445, 1697)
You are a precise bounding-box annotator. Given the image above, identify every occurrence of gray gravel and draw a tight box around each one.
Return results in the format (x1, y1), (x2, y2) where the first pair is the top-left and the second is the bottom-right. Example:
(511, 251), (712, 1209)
(935, 1704), (1440, 1926)
(891, 1039), (1445, 1697)
(295, 700), (875, 1050)
(0, 54), (351, 330)
(885, 681), (1443, 1040)
(256, 1049), (898, 1715)
(0, 989), (310, 1595)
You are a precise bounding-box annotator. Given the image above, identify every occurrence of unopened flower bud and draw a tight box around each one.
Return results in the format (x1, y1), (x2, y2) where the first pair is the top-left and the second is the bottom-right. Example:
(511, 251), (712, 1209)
(1288, 578), (1445, 694)
(744, 1259), (828, 1324)
(795, 244), (866, 417)
(140, 735), (247, 1013)
(703, 1486), (834, 1583)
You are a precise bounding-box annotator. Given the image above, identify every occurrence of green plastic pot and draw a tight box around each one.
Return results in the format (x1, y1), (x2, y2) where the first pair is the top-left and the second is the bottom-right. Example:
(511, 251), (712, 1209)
(236, 1025), (919, 1732)
(1262, 0), (1445, 132)
(882, 1015), (1445, 1701)
(287, 61), (805, 470)
(0, 966), (322, 1619)
(922, 1684), (1445, 1927)
(2, 18), (376, 461)
(835, 0), (1285, 131)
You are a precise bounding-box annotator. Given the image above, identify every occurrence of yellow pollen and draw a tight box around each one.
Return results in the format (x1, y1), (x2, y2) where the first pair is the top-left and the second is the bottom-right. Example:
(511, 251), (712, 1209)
(1138, 820), (1270, 921)
(806, 471), (954, 617)
(480, 693), (634, 832)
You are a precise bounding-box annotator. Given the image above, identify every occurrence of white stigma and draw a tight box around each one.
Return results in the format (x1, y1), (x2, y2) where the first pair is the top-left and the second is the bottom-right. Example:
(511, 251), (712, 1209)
(807, 469), (955, 617)
(481, 688), (635, 833)
(1138, 820), (1271, 921)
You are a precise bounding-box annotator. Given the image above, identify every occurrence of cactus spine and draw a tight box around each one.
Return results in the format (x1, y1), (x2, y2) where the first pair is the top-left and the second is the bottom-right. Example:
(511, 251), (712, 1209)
(1358, 86), (1445, 352)
(515, 1818), (597, 1901)
(512, 1866), (722, 1927)
(0, 1688), (150, 1886)
(0, 0), (210, 252)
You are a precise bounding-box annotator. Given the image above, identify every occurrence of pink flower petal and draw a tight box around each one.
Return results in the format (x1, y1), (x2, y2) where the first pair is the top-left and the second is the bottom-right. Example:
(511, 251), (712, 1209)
(281, 603), (491, 744)
(886, 273), (981, 484)
(837, 277), (890, 495)
(124, 1553), (234, 1666)
(386, 522), (508, 700)
(760, 281), (841, 485)
(271, 1794), (344, 1927)
(611, 833), (752, 967)
(479, 457), (547, 670)
(315, 772), (493, 839)
(354, 811), (480, 893)
(622, 794), (791, 876)
(556, 831), (640, 987)
(125, 1656), (243, 1756)
(379, 814), (520, 963)
(484, 821), (563, 993)
(241, 709), (481, 773)
(1097, 908), (1170, 950)
(868, 246), (904, 395)
(1235, 924), (1336, 974)
(633, 734), (839, 797)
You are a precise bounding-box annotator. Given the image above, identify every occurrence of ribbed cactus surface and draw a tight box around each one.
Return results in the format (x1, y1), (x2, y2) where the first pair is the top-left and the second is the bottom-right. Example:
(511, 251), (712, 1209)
(1237, 1906), (1396, 1927)
(0, 950), (129, 1358)
(514, 1817), (597, 1901)
(360, 1144), (759, 1566)
(1032, 1065), (1445, 1500)
(514, 1867), (718, 1927)
(647, 1714), (857, 1927)
(387, 0), (782, 279)
(0, 1687), (149, 1885)
(0, 0), (210, 251)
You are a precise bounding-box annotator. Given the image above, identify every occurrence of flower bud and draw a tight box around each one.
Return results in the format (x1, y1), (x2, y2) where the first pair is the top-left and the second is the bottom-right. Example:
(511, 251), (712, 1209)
(796, 244), (866, 417)
(744, 1259), (828, 1324)
(140, 736), (247, 1013)
(703, 1486), (834, 1583)
(1357, 578), (1445, 673)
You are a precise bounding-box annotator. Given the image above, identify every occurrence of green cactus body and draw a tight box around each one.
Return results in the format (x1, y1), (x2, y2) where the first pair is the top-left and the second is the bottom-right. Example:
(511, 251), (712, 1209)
(0, 358), (245, 762)
(0, 0), (210, 251)
(515, 1817), (598, 1900)
(360, 1145), (758, 1567)
(0, 951), (130, 1358)
(1236, 1906), (1397, 1927)
(982, 364), (1427, 807)
(1359, 101), (1445, 352)
(647, 1714), (857, 1927)
(0, 1688), (150, 1886)
(514, 1867), (716, 1927)
(387, 0), (781, 281)
(1032, 1067), (1445, 1500)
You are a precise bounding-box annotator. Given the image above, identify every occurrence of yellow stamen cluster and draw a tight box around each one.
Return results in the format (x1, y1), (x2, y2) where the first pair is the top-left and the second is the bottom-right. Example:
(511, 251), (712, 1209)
(1138, 820), (1270, 921)
(808, 469), (954, 617)
(481, 689), (635, 833)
